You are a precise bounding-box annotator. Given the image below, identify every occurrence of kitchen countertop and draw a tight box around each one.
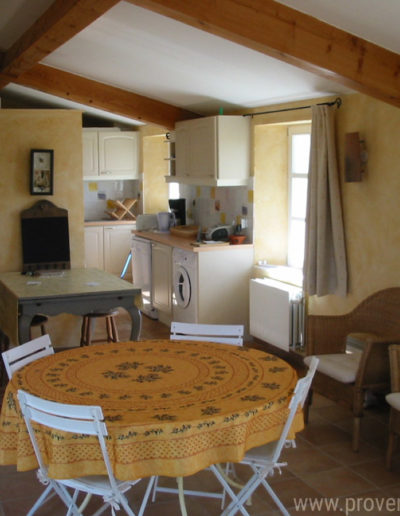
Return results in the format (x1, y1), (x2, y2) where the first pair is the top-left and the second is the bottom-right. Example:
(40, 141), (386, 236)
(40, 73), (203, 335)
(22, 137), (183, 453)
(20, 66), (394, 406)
(132, 230), (253, 252)
(84, 220), (136, 226)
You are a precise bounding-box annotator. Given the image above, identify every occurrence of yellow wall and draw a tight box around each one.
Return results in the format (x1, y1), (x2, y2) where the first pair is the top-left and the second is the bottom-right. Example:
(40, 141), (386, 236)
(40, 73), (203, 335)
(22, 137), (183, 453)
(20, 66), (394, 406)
(0, 109), (84, 271)
(250, 93), (400, 316)
(309, 93), (400, 315)
(141, 131), (169, 213)
(0, 109), (85, 346)
(254, 124), (288, 265)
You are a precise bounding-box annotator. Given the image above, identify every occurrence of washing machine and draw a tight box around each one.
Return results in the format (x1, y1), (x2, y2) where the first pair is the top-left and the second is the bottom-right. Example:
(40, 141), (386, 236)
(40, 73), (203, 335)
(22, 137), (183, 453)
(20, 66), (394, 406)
(172, 247), (198, 323)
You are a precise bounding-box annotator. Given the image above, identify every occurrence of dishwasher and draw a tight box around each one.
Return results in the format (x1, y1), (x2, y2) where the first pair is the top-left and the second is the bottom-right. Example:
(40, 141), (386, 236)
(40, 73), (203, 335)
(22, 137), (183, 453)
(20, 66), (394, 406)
(131, 235), (158, 319)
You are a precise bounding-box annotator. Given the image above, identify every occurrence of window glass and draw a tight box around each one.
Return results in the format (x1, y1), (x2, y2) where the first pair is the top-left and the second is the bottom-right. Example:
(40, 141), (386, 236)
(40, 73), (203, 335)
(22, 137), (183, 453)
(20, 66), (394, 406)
(291, 134), (311, 174)
(168, 182), (180, 199)
(288, 125), (311, 269)
(290, 177), (308, 219)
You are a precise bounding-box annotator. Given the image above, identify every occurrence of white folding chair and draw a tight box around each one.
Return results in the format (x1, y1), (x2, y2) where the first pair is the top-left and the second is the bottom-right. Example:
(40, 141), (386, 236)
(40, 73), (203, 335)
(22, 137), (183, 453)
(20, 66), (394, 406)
(210, 356), (319, 516)
(148, 323), (244, 515)
(2, 334), (54, 380)
(170, 322), (244, 346)
(17, 389), (155, 516)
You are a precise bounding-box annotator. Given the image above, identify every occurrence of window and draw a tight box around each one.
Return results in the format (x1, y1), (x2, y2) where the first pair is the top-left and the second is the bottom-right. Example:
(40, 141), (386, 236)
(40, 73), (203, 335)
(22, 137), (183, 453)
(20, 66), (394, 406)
(168, 182), (180, 199)
(287, 125), (311, 269)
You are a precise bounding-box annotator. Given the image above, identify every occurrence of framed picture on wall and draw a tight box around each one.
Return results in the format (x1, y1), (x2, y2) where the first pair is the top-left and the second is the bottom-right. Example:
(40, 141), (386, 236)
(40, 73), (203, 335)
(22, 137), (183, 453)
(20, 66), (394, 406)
(30, 149), (54, 195)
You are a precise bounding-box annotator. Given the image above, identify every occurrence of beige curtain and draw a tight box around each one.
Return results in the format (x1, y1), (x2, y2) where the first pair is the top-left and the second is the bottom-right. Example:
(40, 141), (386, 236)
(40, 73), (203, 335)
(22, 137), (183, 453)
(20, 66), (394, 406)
(303, 105), (347, 297)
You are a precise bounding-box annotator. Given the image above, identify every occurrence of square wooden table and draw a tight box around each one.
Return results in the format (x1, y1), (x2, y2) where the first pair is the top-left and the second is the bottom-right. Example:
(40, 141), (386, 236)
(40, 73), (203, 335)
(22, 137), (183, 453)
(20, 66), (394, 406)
(0, 268), (141, 345)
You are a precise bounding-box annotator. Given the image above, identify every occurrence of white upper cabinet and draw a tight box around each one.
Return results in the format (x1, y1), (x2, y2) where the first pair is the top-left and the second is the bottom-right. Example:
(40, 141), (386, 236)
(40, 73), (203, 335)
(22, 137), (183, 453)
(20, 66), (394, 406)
(83, 129), (139, 180)
(169, 115), (250, 186)
(82, 130), (99, 177)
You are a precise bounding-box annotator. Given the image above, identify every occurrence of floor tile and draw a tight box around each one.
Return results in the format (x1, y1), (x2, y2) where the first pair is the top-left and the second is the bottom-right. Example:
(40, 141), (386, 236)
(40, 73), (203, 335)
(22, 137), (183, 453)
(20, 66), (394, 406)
(301, 466), (376, 498)
(350, 458), (400, 488)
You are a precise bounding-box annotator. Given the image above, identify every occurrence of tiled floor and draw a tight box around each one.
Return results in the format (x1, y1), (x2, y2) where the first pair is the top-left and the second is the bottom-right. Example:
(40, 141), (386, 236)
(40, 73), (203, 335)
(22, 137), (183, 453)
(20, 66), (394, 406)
(0, 312), (399, 515)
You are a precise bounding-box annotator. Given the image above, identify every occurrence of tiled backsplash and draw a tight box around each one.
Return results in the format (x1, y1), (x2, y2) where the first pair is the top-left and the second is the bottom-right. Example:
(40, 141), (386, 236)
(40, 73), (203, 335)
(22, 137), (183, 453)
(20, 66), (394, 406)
(84, 180), (139, 221)
(84, 178), (254, 243)
(178, 179), (254, 242)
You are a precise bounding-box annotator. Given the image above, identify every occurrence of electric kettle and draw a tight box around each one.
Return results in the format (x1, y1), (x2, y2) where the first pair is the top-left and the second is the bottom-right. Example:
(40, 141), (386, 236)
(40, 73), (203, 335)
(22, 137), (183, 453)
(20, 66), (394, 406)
(157, 212), (175, 232)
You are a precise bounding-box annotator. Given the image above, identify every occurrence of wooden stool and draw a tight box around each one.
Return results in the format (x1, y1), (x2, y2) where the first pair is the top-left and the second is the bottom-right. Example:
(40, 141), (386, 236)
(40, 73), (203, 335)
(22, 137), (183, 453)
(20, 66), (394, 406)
(30, 314), (48, 339)
(80, 310), (119, 346)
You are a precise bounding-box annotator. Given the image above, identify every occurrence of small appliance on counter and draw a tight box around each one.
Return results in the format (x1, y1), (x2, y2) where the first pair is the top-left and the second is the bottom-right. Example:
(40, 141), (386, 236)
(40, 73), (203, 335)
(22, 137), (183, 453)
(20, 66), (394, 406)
(168, 198), (186, 226)
(204, 225), (233, 242)
(157, 211), (175, 232)
(136, 214), (158, 231)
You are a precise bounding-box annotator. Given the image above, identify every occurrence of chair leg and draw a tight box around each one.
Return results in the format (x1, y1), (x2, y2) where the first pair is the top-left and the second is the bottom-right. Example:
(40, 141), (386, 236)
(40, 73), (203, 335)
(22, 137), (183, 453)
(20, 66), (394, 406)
(86, 317), (94, 346)
(352, 416), (361, 452)
(110, 316), (119, 342)
(105, 316), (113, 342)
(386, 408), (398, 470)
(386, 431), (397, 470)
(138, 476), (157, 516)
(80, 316), (88, 346)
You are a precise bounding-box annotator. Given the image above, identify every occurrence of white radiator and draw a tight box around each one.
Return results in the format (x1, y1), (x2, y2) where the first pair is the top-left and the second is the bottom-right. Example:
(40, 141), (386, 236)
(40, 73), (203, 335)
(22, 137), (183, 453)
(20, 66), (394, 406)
(249, 278), (304, 351)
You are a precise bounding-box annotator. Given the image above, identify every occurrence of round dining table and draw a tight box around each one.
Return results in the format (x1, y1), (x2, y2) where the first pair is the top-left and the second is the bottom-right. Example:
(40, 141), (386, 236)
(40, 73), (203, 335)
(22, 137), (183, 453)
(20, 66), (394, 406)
(0, 340), (303, 481)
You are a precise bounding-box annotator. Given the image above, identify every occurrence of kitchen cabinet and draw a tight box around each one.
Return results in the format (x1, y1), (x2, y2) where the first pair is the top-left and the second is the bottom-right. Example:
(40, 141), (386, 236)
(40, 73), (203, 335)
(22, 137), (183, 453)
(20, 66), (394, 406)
(84, 224), (135, 279)
(151, 242), (172, 315)
(83, 129), (139, 180)
(84, 226), (104, 269)
(168, 115), (250, 186)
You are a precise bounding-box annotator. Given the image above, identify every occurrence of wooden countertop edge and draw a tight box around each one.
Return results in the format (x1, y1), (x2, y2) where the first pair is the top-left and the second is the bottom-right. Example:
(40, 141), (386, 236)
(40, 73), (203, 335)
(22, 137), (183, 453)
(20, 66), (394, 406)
(132, 230), (253, 252)
(85, 220), (137, 227)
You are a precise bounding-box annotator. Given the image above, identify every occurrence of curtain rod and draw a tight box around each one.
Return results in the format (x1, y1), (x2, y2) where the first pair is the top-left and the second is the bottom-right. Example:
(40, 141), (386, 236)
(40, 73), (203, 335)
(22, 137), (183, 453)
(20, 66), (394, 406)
(242, 97), (342, 118)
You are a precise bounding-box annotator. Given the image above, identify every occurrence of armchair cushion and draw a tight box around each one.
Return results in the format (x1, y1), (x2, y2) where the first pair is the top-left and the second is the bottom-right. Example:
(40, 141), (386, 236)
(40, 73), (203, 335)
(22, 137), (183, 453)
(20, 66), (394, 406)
(386, 392), (400, 411)
(304, 351), (361, 384)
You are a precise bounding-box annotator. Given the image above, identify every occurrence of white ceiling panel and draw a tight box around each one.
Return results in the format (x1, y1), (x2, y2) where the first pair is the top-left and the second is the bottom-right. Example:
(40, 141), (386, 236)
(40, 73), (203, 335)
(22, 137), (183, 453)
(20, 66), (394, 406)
(2, 1), (400, 123)
(42, 2), (352, 116)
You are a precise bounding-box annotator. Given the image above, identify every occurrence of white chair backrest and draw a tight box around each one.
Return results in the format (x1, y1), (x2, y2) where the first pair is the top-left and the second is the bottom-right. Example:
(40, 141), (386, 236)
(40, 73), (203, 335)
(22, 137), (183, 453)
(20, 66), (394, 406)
(2, 334), (54, 380)
(170, 322), (244, 346)
(270, 356), (319, 464)
(17, 390), (117, 490)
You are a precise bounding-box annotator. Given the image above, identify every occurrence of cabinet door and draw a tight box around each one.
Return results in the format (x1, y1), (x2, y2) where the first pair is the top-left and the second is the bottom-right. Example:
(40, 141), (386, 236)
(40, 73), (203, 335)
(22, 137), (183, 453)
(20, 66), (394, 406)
(98, 132), (138, 179)
(151, 243), (172, 314)
(103, 225), (135, 279)
(84, 226), (104, 269)
(82, 131), (99, 177)
(188, 117), (216, 178)
(175, 118), (216, 179)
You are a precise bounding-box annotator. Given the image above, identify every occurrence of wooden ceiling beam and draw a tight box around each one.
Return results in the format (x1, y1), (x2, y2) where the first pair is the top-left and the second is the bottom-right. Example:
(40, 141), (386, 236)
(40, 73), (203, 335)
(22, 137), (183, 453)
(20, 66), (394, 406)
(14, 64), (197, 129)
(0, 0), (121, 89)
(127, 0), (400, 108)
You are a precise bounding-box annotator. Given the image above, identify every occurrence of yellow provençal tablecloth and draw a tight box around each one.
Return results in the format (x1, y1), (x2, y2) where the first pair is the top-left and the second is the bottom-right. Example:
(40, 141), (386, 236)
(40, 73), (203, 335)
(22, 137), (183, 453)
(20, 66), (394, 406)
(0, 340), (303, 480)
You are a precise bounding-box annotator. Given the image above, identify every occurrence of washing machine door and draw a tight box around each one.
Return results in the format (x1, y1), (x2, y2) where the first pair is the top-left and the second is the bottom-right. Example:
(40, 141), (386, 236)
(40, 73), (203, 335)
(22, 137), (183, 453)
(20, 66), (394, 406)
(174, 265), (191, 308)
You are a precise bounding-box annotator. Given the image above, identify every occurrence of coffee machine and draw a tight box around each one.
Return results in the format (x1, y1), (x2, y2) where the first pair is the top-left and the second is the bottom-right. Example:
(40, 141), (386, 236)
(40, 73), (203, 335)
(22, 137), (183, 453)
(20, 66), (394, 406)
(168, 198), (186, 226)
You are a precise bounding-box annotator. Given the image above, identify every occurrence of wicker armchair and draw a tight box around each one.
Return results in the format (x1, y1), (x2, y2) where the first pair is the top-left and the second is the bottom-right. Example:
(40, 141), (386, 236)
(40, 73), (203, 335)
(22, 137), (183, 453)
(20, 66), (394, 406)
(304, 287), (400, 452)
(386, 344), (400, 469)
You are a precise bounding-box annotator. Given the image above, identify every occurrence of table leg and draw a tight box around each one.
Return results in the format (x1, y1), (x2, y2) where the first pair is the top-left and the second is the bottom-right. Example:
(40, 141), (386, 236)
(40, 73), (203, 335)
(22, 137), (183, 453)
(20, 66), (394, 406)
(18, 314), (33, 345)
(126, 305), (142, 341)
(0, 329), (10, 385)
